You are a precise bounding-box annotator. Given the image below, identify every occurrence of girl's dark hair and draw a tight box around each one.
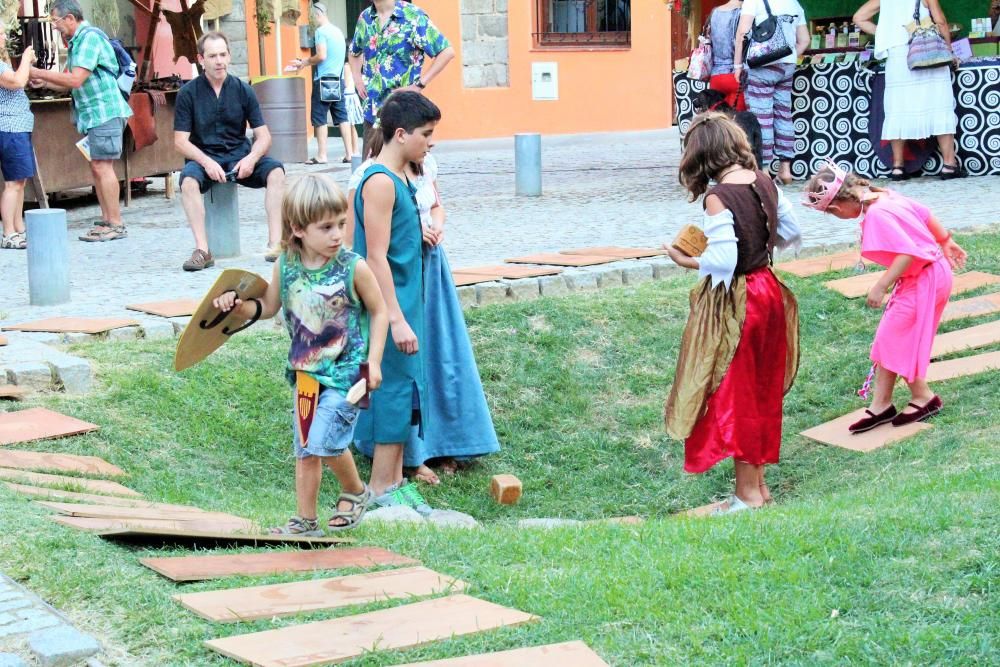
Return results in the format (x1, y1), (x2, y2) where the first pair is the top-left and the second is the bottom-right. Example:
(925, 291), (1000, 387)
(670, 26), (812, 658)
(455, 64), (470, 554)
(364, 126), (384, 160)
(678, 112), (757, 202)
(378, 91), (441, 142)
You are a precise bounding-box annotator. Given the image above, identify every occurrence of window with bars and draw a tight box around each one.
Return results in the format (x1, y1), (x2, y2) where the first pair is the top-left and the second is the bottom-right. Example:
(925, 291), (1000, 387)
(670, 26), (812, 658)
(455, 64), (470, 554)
(534, 0), (631, 47)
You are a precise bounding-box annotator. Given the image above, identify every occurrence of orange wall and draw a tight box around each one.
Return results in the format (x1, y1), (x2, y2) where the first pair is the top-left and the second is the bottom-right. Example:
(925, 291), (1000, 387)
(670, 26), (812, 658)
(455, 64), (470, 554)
(246, 0), (674, 141)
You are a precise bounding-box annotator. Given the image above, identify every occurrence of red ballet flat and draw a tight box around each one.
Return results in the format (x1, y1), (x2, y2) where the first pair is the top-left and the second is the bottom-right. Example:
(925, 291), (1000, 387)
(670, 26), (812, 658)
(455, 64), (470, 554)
(891, 396), (942, 427)
(849, 405), (898, 434)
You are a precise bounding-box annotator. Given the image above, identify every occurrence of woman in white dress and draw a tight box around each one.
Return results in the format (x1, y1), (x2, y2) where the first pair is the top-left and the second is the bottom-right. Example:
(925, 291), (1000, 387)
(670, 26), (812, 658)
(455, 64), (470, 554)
(854, 0), (966, 180)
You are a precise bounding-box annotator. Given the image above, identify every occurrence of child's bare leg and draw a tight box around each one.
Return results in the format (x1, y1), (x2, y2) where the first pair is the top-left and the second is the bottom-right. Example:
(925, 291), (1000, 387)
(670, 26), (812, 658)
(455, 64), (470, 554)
(369, 443), (404, 496)
(899, 377), (936, 415)
(295, 456), (323, 520)
(757, 465), (772, 503)
(733, 460), (765, 508)
(869, 366), (898, 413)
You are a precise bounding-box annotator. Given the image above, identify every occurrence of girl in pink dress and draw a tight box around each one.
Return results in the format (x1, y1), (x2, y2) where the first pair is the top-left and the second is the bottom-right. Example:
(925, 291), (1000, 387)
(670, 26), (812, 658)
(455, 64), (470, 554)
(803, 164), (967, 433)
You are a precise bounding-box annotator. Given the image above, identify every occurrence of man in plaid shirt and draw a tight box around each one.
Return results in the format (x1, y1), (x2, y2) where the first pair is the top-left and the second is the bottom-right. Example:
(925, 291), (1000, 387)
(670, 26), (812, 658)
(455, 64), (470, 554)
(30, 0), (132, 241)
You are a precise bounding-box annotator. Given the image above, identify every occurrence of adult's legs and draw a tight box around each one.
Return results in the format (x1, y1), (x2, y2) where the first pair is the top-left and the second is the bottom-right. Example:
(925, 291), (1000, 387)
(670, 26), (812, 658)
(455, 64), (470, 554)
(369, 443), (404, 497)
(314, 124), (329, 163)
(180, 177), (209, 251)
(1, 180), (26, 236)
(773, 66), (795, 183)
(264, 167), (285, 248)
(744, 70), (777, 168)
(89, 159), (122, 226)
(936, 133), (958, 167)
(338, 122), (354, 160)
(890, 139), (906, 170)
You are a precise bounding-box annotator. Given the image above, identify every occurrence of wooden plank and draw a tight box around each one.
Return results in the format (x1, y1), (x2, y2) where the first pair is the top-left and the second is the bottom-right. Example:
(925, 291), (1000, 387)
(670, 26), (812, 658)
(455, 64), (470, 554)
(396, 641), (608, 666)
(675, 501), (727, 517)
(0, 450), (124, 477)
(0, 385), (28, 400)
(452, 265), (563, 279)
(559, 246), (666, 259)
(51, 515), (257, 534)
(204, 594), (539, 667)
(3, 483), (201, 511)
(800, 409), (932, 452)
(126, 298), (199, 318)
(0, 408), (100, 446)
(932, 320), (1000, 357)
(941, 292), (1000, 323)
(504, 253), (619, 267)
(2, 317), (140, 334)
(36, 501), (247, 524)
(91, 526), (352, 548)
(451, 273), (498, 287)
(775, 251), (865, 277)
(0, 468), (142, 497)
(175, 566), (465, 622)
(826, 271), (1000, 299)
(926, 350), (1000, 382)
(141, 547), (418, 582)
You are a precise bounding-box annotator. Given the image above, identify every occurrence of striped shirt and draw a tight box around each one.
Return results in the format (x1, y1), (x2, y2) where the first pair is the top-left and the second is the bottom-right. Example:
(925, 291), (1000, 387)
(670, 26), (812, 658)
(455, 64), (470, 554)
(66, 22), (132, 133)
(0, 61), (34, 133)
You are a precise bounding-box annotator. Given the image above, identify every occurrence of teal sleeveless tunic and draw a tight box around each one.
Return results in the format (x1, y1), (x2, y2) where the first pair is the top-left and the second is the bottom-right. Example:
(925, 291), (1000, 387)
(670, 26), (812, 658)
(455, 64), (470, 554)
(353, 164), (426, 443)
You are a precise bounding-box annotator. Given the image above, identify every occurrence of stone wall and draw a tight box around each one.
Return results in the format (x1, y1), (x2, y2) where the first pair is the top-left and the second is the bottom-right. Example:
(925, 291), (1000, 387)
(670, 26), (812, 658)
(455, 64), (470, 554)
(460, 0), (509, 88)
(219, 0), (249, 79)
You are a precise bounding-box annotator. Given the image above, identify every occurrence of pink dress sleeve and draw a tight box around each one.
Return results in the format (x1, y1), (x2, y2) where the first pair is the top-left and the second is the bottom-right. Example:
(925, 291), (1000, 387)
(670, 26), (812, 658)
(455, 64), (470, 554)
(860, 195), (938, 273)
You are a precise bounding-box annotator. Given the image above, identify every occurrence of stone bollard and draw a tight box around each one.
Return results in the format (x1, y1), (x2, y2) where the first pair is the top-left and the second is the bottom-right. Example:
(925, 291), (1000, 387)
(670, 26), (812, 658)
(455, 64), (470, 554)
(203, 182), (240, 259)
(514, 133), (542, 196)
(25, 208), (70, 305)
(350, 154), (363, 172)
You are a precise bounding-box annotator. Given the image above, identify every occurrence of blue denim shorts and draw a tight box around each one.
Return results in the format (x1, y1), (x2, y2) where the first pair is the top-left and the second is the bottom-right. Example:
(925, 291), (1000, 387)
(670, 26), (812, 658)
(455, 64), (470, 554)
(0, 132), (36, 181)
(292, 386), (360, 459)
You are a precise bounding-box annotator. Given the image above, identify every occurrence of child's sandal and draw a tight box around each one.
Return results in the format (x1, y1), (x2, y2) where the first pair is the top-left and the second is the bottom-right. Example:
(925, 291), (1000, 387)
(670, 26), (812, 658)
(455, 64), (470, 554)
(328, 484), (372, 532)
(270, 515), (323, 537)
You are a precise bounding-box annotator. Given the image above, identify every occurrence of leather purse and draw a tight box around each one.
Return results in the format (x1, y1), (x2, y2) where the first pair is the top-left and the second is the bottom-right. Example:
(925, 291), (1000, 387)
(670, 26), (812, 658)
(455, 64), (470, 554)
(318, 75), (342, 103)
(745, 0), (793, 68)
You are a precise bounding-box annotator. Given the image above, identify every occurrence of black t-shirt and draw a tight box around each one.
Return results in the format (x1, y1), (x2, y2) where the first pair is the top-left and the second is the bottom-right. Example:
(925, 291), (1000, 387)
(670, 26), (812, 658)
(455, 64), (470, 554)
(174, 74), (266, 162)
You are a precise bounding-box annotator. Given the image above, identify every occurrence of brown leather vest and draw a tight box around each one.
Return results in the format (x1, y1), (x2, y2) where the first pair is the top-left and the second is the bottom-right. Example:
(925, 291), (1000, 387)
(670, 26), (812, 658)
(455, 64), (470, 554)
(705, 170), (778, 276)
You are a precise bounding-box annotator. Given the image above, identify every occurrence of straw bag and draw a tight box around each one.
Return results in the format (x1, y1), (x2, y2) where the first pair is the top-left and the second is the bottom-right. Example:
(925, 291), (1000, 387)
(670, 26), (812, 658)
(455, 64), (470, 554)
(745, 0), (792, 68)
(906, 0), (952, 70)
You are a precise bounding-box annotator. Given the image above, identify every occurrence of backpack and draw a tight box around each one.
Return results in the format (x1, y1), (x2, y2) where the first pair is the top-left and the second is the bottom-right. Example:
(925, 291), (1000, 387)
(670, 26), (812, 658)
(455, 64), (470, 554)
(76, 26), (137, 100)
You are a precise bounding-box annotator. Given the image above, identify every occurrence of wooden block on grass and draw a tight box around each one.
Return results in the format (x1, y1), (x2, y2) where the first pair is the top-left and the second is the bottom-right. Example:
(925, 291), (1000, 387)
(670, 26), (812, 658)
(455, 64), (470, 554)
(490, 474), (522, 504)
(204, 594), (538, 667)
(504, 253), (619, 267)
(451, 273), (498, 287)
(926, 350), (1000, 381)
(0, 385), (28, 400)
(37, 501), (248, 524)
(125, 298), (199, 318)
(453, 265), (562, 279)
(941, 292), (1000, 323)
(3, 483), (201, 511)
(396, 641), (608, 666)
(0, 450), (124, 477)
(826, 270), (1000, 299)
(775, 251), (865, 277)
(560, 246), (666, 259)
(141, 547), (418, 582)
(800, 409), (932, 452)
(2, 317), (139, 334)
(176, 566), (465, 622)
(0, 468), (141, 497)
(931, 320), (1000, 357)
(0, 408), (99, 446)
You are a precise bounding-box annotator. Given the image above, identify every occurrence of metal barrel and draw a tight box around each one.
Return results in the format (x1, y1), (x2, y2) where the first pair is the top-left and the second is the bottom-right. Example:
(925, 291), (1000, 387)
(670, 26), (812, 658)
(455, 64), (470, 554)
(252, 76), (308, 164)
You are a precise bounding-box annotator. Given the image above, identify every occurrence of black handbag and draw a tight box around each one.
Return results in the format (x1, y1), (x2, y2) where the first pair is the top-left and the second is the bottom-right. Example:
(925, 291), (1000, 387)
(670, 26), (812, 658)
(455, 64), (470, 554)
(318, 75), (342, 103)
(745, 0), (793, 68)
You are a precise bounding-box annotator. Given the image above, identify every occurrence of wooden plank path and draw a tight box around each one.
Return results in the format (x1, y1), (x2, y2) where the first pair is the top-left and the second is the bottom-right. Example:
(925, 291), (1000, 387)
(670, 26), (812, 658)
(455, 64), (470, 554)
(0, 451), (123, 477)
(0, 408), (99, 446)
(396, 641), (609, 666)
(0, 468), (141, 497)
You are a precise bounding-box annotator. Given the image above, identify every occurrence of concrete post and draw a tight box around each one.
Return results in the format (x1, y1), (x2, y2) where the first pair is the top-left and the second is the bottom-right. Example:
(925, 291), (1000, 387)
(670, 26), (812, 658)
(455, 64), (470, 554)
(515, 133), (542, 196)
(25, 208), (70, 305)
(351, 154), (363, 173)
(203, 182), (241, 258)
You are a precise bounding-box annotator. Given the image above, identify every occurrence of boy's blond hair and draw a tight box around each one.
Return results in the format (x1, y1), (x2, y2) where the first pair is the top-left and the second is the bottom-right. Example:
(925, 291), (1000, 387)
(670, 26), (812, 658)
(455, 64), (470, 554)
(280, 173), (349, 256)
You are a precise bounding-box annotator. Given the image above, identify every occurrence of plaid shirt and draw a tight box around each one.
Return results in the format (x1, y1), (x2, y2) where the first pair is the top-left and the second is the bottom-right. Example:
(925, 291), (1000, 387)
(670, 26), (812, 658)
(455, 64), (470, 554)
(67, 22), (131, 133)
(0, 61), (34, 133)
(349, 1), (450, 124)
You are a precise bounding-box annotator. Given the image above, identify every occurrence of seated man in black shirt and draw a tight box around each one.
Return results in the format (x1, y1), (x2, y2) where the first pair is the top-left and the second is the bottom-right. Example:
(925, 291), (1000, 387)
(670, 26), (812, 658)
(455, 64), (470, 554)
(174, 31), (285, 271)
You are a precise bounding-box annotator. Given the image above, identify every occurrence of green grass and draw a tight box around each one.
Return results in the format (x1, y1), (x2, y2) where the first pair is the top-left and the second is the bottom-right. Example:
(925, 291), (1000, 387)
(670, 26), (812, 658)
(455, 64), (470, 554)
(0, 233), (998, 665)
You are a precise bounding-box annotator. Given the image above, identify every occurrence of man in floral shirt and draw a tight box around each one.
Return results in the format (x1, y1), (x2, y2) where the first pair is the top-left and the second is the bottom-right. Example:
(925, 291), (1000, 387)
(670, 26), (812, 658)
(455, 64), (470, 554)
(348, 1), (454, 153)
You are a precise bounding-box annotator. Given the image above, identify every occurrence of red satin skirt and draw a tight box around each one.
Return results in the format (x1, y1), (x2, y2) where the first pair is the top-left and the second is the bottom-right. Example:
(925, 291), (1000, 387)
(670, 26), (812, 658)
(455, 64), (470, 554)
(709, 73), (747, 111)
(684, 268), (787, 473)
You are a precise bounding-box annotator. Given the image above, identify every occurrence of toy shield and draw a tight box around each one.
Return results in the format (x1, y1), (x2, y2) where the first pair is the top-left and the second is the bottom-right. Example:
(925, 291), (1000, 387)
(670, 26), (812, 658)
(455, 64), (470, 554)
(174, 269), (269, 371)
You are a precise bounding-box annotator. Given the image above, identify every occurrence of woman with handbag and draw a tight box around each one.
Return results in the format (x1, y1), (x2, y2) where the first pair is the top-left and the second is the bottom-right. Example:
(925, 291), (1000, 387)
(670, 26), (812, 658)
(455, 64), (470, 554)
(733, 0), (809, 185)
(853, 1), (965, 181)
(708, 0), (748, 111)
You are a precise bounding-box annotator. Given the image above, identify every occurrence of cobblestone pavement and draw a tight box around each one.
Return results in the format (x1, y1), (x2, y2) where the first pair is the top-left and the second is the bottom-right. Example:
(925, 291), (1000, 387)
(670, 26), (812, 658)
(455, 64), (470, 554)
(1, 127), (997, 327)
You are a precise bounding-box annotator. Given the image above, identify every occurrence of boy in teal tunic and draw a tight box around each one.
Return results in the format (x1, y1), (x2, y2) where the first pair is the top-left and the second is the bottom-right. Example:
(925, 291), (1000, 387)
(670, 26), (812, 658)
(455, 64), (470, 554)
(353, 91), (440, 511)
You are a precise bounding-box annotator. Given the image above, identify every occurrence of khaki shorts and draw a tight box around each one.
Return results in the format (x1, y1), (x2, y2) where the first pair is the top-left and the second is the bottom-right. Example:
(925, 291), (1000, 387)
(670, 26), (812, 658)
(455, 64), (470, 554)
(86, 116), (126, 160)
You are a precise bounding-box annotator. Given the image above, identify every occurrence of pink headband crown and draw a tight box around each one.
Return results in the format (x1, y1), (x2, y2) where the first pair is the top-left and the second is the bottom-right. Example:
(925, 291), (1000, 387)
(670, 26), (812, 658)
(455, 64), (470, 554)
(801, 160), (848, 212)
